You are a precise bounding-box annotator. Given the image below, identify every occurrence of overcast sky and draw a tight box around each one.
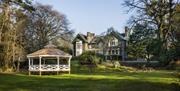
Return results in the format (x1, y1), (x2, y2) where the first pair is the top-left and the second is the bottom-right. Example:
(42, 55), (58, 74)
(33, 0), (133, 35)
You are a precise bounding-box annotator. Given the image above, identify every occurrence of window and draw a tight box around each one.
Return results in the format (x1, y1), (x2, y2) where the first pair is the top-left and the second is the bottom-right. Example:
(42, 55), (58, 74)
(108, 50), (111, 55)
(76, 44), (82, 49)
(111, 39), (116, 46)
(116, 50), (119, 54)
(112, 50), (115, 55)
(88, 45), (92, 49)
(76, 41), (82, 49)
(76, 51), (80, 56)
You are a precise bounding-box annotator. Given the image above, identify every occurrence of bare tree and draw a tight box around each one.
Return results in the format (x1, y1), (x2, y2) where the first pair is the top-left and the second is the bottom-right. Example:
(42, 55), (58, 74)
(24, 3), (74, 53)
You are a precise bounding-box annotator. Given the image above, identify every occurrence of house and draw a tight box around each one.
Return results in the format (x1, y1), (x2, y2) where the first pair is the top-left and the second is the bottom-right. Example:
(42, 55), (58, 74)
(72, 27), (129, 61)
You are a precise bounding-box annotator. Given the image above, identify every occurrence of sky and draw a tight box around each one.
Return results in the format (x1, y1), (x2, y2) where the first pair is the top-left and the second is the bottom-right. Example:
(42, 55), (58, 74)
(33, 0), (133, 35)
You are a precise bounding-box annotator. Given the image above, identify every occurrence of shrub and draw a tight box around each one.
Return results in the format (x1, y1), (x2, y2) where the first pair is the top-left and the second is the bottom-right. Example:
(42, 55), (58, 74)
(167, 60), (180, 70)
(120, 61), (159, 68)
(102, 60), (121, 68)
(78, 51), (104, 65)
(73, 51), (104, 73)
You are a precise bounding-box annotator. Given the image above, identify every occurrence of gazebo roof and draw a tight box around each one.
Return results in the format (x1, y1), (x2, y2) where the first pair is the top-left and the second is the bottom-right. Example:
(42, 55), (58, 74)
(27, 44), (72, 57)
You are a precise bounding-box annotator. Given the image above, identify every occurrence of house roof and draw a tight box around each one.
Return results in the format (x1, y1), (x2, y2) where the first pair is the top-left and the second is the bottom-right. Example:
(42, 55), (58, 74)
(27, 44), (72, 57)
(120, 33), (125, 37)
(72, 34), (88, 43)
(90, 36), (105, 44)
(72, 31), (126, 44)
(110, 31), (126, 40)
(79, 34), (88, 42)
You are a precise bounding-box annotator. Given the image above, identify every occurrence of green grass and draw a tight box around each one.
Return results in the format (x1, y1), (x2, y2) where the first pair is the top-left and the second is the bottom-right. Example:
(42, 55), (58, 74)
(0, 69), (179, 91)
(0, 61), (179, 91)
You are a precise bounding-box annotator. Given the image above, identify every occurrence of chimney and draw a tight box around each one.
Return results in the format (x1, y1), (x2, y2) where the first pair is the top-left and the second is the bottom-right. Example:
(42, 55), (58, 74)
(87, 32), (95, 43)
(125, 26), (129, 38)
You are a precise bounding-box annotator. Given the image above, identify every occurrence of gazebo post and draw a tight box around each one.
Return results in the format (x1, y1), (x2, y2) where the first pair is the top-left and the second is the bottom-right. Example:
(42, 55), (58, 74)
(57, 56), (59, 75)
(32, 58), (33, 65)
(39, 56), (42, 76)
(68, 56), (72, 74)
(28, 57), (31, 76)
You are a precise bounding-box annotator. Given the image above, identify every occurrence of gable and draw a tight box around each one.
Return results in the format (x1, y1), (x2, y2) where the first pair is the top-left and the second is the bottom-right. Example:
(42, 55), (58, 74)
(72, 34), (88, 43)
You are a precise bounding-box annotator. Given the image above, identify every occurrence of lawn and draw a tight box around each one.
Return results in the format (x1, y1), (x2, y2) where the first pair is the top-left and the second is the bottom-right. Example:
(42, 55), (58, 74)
(0, 68), (179, 91)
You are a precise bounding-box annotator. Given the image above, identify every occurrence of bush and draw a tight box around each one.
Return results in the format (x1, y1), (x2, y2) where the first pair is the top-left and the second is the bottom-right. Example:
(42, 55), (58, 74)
(72, 51), (104, 73)
(120, 61), (159, 68)
(102, 60), (121, 68)
(167, 60), (180, 70)
(78, 51), (104, 65)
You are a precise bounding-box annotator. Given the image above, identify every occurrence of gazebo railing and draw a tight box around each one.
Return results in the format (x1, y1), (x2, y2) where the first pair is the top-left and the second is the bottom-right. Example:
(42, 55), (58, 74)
(29, 65), (70, 71)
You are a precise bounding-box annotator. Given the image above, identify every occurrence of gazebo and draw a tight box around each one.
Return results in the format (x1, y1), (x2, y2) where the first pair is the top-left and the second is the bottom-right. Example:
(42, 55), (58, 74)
(27, 43), (72, 76)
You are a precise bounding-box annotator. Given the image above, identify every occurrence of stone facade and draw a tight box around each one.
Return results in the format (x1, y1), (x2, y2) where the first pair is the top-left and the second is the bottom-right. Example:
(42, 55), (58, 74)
(72, 29), (129, 61)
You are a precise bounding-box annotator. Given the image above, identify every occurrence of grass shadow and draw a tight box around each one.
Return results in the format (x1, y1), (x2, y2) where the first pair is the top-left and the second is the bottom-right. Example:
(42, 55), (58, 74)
(0, 73), (179, 91)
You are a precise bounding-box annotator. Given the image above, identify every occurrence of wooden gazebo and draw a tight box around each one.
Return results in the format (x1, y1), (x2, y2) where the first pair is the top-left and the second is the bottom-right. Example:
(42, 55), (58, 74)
(27, 43), (72, 76)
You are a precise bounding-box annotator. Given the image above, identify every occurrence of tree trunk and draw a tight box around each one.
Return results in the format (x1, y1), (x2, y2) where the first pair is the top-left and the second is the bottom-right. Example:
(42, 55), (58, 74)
(17, 57), (20, 72)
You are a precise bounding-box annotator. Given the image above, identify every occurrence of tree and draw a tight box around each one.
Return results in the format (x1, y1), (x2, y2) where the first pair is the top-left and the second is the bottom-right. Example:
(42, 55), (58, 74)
(123, 0), (179, 64)
(127, 23), (155, 61)
(0, 0), (34, 71)
(24, 3), (74, 53)
(0, 0), (34, 41)
(166, 4), (180, 66)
